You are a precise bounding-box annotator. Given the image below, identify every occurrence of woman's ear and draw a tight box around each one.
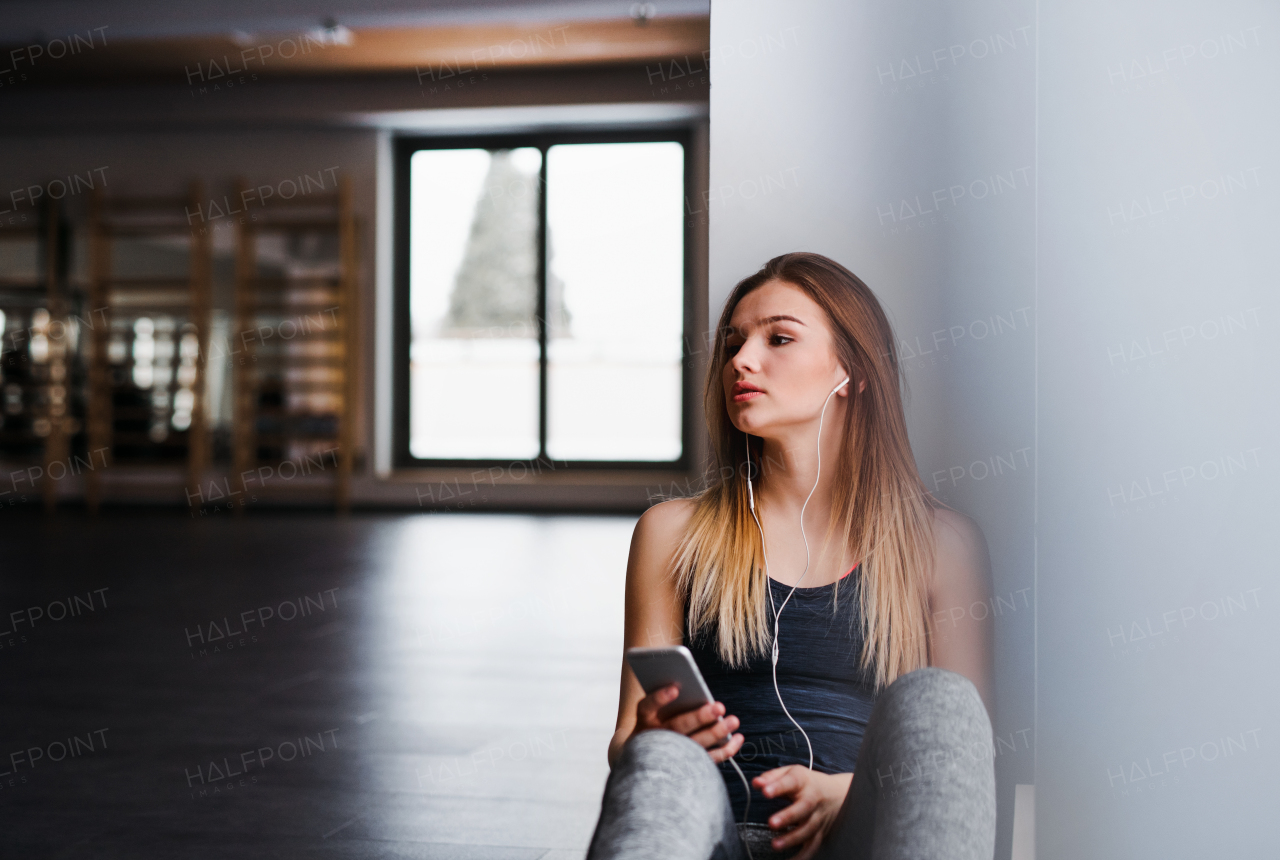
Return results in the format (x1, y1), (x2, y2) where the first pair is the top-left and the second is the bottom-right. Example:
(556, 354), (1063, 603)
(836, 368), (864, 396)
(837, 374), (866, 396)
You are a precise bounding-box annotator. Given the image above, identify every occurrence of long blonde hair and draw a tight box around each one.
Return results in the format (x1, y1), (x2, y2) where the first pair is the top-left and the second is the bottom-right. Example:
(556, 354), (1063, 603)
(672, 252), (937, 691)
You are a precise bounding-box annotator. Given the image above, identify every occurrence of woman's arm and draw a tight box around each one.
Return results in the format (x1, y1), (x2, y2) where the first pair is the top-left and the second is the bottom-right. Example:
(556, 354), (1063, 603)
(926, 507), (997, 718)
(606, 499), (694, 769)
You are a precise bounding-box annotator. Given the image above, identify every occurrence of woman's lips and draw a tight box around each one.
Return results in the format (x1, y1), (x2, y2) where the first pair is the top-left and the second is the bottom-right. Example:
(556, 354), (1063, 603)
(731, 386), (763, 403)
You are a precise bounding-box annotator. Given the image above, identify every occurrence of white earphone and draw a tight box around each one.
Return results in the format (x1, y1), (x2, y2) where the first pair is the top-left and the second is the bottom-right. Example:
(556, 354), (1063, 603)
(732, 374), (849, 824)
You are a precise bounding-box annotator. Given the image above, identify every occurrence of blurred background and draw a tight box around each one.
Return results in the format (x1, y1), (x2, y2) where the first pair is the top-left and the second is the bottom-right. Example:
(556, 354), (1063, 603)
(0, 0), (710, 511)
(0, 2), (709, 858)
(1, 0), (1276, 858)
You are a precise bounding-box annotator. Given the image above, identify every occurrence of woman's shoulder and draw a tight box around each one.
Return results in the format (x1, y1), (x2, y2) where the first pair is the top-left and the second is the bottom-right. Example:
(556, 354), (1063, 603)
(632, 497), (698, 551)
(626, 499), (698, 631)
(637, 496), (698, 527)
(927, 505), (991, 595)
(930, 506), (984, 551)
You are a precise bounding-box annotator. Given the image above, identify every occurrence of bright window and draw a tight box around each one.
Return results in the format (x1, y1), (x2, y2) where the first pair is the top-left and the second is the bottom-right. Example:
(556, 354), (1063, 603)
(395, 132), (690, 469)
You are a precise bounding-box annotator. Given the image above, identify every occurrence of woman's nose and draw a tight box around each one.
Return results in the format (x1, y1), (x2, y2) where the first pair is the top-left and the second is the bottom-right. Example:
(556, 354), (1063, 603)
(731, 337), (761, 371)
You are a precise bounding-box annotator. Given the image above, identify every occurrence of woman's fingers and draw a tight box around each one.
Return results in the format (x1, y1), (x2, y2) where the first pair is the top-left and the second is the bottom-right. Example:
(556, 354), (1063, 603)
(643, 695), (742, 755)
(707, 731), (745, 763)
(663, 700), (723, 736)
(771, 807), (821, 850)
(756, 765), (805, 799)
(635, 685), (679, 728)
(689, 714), (738, 750)
(768, 794), (816, 831)
(753, 765), (789, 789)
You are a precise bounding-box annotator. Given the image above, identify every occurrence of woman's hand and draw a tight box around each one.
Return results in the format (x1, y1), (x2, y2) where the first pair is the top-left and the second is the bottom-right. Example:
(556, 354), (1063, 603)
(632, 684), (746, 764)
(752, 767), (853, 859)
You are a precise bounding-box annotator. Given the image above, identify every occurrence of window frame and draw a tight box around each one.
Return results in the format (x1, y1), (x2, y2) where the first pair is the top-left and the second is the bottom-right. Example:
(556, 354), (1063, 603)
(392, 127), (696, 472)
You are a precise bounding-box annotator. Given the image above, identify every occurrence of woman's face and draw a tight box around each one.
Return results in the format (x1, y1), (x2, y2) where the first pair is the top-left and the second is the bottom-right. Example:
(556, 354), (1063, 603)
(721, 279), (849, 436)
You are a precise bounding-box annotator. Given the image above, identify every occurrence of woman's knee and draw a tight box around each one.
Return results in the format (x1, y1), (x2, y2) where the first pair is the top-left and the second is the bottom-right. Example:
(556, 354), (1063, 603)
(859, 668), (995, 809)
(866, 667), (995, 778)
(616, 729), (722, 786)
(876, 667), (990, 737)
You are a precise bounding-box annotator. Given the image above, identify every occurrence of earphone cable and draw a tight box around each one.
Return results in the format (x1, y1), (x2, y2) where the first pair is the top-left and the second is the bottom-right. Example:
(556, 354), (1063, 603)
(745, 378), (847, 775)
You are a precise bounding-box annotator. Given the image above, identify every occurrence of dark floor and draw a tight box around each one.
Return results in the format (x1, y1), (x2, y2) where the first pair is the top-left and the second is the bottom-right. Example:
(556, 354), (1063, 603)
(0, 510), (633, 859)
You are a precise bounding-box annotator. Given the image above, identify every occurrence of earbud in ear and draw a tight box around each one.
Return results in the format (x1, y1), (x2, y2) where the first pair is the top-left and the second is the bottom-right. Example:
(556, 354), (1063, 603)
(833, 376), (851, 395)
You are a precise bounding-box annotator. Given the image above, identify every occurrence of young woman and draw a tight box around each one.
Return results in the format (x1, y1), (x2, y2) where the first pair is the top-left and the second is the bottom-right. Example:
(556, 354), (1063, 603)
(586, 253), (997, 860)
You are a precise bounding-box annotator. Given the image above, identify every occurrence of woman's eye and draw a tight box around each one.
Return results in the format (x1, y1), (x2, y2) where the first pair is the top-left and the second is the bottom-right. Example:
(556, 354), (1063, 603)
(770, 334), (793, 346)
(725, 343), (742, 356)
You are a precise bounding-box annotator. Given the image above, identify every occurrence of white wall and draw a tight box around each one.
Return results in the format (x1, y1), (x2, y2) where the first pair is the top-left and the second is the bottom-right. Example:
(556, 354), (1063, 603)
(711, 0), (1279, 857)
(710, 2), (1035, 857)
(1036, 2), (1279, 857)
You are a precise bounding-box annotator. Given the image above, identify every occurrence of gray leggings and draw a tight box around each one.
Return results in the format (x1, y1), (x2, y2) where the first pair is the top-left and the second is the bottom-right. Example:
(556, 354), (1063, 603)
(585, 667), (996, 860)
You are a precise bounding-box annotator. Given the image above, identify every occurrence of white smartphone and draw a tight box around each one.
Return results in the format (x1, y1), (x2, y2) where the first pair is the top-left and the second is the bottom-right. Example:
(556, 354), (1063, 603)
(625, 645), (728, 746)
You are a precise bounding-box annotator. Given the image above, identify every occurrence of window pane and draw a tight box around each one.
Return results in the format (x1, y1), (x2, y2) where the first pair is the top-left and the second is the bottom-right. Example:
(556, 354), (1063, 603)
(409, 147), (542, 459)
(545, 142), (684, 461)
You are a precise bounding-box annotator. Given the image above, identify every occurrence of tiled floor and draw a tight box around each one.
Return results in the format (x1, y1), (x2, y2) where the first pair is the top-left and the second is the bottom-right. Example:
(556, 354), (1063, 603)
(0, 511), (634, 858)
